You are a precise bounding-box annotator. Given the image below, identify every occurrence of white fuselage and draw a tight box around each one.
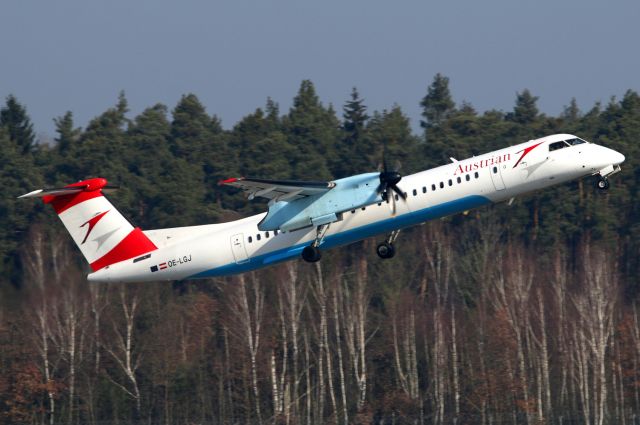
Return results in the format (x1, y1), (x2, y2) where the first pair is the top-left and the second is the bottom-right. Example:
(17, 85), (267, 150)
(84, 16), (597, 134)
(88, 134), (625, 283)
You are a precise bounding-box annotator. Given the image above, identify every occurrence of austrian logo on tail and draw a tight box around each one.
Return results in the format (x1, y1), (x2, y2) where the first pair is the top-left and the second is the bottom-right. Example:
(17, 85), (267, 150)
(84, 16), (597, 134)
(80, 211), (110, 244)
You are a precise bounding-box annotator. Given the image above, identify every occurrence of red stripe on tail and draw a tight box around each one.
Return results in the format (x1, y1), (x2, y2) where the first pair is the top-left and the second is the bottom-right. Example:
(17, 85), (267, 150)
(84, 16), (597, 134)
(89, 228), (157, 271)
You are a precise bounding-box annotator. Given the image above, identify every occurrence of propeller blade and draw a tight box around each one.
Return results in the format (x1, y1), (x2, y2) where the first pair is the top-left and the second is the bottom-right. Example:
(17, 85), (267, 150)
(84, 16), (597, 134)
(389, 190), (396, 215)
(391, 184), (407, 200)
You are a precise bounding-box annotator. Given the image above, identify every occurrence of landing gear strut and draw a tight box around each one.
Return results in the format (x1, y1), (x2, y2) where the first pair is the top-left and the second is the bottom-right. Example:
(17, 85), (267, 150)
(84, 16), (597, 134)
(301, 224), (330, 263)
(595, 175), (610, 191)
(377, 230), (400, 259)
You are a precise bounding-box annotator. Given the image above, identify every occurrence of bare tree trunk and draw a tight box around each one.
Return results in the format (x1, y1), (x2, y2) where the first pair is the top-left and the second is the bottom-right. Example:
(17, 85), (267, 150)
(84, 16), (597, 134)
(572, 247), (617, 425)
(233, 274), (264, 425)
(104, 286), (142, 418)
(51, 279), (88, 425)
(332, 281), (348, 425)
(284, 262), (305, 422)
(451, 306), (460, 424)
(23, 229), (56, 425)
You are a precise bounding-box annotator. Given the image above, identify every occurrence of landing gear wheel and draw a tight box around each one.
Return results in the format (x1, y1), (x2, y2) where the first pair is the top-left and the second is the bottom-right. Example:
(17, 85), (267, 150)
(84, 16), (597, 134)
(376, 242), (396, 259)
(596, 177), (610, 191)
(302, 245), (322, 263)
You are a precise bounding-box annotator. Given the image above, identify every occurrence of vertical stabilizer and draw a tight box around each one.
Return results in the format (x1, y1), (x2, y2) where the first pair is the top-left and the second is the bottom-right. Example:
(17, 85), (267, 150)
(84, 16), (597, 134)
(20, 178), (157, 271)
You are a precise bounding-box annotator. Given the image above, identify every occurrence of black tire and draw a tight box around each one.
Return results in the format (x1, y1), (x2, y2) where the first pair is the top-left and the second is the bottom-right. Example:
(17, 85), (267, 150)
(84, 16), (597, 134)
(596, 177), (610, 191)
(302, 245), (322, 263)
(376, 242), (395, 259)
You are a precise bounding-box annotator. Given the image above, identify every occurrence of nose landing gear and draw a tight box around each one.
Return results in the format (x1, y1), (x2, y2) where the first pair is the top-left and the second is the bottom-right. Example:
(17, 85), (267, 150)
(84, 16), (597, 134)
(595, 176), (610, 191)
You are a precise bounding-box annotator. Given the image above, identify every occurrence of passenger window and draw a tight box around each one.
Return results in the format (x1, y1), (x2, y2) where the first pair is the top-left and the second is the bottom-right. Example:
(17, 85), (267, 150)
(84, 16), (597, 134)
(439, 182), (444, 189)
(351, 210), (356, 214)
(474, 172), (479, 178)
(493, 166), (498, 174)
(274, 230), (279, 236)
(432, 184), (436, 191)
(422, 186), (427, 193)
(413, 189), (417, 196)
(395, 194), (399, 201)
(265, 232), (269, 238)
(457, 177), (461, 183)
(466, 174), (470, 181)
(248, 236), (253, 243)
(256, 234), (261, 241)
(448, 179), (453, 186)
(361, 207), (366, 211)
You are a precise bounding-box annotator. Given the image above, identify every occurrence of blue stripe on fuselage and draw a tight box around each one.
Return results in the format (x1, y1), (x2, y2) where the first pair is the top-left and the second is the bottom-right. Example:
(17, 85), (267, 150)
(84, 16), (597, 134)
(189, 195), (490, 278)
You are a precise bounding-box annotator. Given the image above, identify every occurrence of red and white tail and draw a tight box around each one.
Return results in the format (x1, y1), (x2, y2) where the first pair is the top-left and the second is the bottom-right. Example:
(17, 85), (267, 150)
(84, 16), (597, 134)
(19, 178), (157, 271)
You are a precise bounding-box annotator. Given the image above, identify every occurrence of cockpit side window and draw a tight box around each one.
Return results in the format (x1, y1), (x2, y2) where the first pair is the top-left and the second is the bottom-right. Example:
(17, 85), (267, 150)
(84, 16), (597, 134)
(566, 138), (586, 146)
(549, 141), (570, 151)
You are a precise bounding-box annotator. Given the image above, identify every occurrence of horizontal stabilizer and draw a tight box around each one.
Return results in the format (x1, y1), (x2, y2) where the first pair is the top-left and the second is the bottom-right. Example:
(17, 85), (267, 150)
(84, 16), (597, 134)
(19, 187), (86, 198)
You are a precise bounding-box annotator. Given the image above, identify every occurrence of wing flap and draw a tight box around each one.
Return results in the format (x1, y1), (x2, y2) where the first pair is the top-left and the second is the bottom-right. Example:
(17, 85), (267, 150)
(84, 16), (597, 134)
(219, 177), (334, 201)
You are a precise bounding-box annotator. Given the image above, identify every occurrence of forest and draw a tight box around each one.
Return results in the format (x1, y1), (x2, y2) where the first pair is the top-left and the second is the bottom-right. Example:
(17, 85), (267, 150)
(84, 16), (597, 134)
(1, 74), (639, 424)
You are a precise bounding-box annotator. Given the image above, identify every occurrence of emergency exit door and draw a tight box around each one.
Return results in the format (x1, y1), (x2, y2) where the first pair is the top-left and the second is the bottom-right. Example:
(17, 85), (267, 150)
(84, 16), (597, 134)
(230, 233), (249, 264)
(490, 164), (506, 191)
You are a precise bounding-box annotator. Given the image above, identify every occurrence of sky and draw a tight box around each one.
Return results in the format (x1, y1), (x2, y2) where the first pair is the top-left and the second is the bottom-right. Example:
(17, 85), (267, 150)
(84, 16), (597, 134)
(1, 0), (639, 138)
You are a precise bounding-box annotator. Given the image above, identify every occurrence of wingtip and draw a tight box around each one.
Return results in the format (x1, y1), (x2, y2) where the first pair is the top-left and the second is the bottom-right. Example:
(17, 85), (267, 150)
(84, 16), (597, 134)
(18, 189), (44, 199)
(218, 177), (243, 186)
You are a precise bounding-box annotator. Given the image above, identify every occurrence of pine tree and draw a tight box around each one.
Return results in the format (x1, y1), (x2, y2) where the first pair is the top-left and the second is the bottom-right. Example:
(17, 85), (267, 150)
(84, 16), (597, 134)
(170, 94), (232, 212)
(337, 87), (370, 176)
(0, 128), (41, 282)
(53, 111), (80, 156)
(367, 106), (420, 172)
(420, 73), (456, 131)
(0, 95), (36, 154)
(285, 80), (339, 179)
(508, 89), (539, 124)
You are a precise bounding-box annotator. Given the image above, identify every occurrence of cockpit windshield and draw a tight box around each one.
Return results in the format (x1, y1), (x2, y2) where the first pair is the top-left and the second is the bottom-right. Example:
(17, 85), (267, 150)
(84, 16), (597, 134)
(565, 138), (586, 145)
(549, 141), (570, 151)
(549, 138), (587, 151)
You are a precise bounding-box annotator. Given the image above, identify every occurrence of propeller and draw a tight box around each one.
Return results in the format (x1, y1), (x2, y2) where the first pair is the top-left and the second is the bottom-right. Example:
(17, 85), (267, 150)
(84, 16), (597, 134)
(377, 158), (406, 215)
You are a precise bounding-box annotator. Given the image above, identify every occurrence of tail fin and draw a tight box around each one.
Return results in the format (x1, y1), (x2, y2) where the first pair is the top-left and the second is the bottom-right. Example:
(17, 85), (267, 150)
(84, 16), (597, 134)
(20, 178), (157, 271)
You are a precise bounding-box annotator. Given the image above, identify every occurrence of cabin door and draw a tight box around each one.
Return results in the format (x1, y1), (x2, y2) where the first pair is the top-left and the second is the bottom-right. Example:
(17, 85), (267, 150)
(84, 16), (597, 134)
(230, 233), (249, 264)
(490, 163), (506, 191)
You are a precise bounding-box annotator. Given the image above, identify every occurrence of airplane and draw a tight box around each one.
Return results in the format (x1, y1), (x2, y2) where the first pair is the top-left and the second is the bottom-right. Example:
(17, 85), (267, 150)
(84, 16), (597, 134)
(19, 134), (624, 283)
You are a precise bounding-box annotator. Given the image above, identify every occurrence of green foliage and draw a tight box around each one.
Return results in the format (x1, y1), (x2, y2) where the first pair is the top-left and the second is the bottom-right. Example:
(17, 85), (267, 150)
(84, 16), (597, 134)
(336, 87), (371, 176)
(507, 89), (540, 125)
(420, 73), (456, 130)
(284, 80), (339, 180)
(0, 95), (35, 155)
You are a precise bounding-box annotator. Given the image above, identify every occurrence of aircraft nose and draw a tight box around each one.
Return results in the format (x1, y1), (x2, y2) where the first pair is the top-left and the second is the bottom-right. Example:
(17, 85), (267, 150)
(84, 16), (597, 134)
(612, 150), (625, 165)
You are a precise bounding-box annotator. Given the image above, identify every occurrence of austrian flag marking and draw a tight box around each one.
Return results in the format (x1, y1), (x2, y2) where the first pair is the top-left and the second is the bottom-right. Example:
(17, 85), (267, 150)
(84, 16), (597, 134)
(150, 263), (167, 272)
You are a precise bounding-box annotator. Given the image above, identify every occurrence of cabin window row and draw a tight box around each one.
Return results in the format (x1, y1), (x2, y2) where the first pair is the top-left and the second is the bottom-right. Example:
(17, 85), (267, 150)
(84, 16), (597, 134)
(348, 171), (481, 214)
(413, 171), (480, 197)
(248, 229), (279, 243)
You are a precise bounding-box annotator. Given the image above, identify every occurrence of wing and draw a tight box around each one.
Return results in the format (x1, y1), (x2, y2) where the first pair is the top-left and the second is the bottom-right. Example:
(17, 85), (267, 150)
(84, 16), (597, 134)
(219, 177), (335, 201)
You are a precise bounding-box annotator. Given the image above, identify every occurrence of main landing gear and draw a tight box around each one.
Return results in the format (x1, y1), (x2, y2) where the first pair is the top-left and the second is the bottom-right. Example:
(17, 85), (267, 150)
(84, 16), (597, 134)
(595, 175), (610, 191)
(301, 224), (329, 263)
(376, 230), (400, 259)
